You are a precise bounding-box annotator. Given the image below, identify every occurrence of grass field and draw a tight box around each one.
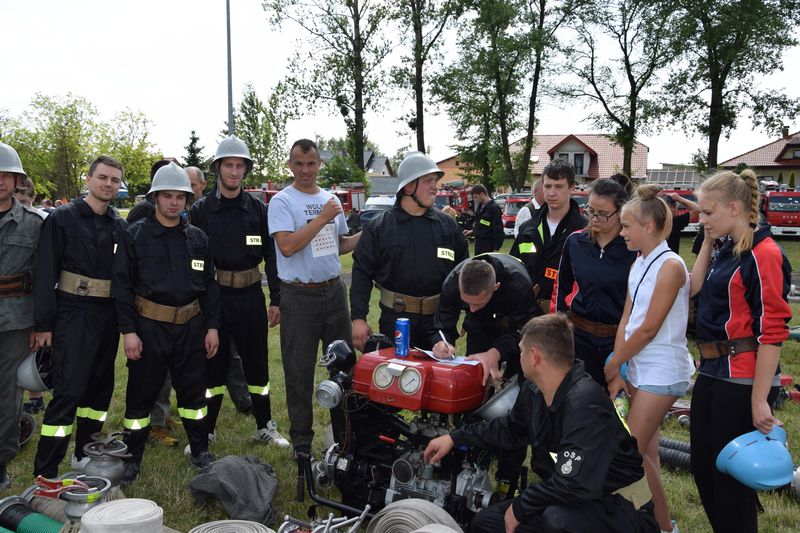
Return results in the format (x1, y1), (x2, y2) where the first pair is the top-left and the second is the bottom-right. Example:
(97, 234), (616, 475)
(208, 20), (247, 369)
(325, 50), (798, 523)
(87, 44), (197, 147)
(3, 236), (800, 532)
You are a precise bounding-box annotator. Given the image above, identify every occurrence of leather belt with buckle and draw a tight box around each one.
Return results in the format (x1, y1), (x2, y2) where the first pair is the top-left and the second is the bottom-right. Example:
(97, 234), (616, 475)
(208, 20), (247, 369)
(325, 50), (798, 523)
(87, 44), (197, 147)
(697, 337), (758, 359)
(217, 267), (262, 288)
(569, 312), (619, 338)
(135, 296), (201, 325)
(0, 272), (32, 298)
(58, 271), (111, 298)
(378, 285), (440, 315)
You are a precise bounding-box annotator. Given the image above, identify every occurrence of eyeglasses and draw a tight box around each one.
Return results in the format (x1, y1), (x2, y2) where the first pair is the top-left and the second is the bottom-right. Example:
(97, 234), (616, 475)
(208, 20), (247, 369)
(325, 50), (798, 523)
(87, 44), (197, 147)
(584, 208), (619, 222)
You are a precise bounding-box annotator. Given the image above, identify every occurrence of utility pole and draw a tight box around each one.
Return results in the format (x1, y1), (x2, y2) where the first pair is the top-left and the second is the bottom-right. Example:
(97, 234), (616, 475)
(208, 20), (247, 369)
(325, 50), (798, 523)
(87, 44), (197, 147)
(226, 0), (235, 134)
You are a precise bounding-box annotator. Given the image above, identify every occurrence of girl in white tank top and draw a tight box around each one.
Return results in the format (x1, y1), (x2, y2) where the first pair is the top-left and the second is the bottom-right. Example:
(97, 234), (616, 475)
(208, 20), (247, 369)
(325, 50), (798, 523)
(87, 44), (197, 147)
(604, 185), (694, 533)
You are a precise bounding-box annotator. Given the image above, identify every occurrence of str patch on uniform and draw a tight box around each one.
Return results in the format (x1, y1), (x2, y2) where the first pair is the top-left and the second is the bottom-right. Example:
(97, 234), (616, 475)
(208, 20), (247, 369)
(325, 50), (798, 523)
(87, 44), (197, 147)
(246, 235), (262, 245)
(437, 247), (455, 261)
(191, 259), (204, 271)
(556, 449), (583, 477)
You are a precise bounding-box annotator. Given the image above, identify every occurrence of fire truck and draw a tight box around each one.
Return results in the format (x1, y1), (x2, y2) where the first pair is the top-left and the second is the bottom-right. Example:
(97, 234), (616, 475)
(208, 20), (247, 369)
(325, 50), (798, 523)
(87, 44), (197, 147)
(435, 182), (472, 214)
(244, 184), (366, 215)
(501, 194), (533, 236)
(763, 191), (800, 236)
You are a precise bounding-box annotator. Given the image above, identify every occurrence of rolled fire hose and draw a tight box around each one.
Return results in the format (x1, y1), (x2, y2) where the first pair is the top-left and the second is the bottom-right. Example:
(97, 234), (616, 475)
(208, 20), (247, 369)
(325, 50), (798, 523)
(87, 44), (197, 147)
(659, 437), (691, 454)
(80, 498), (163, 533)
(658, 447), (692, 471)
(188, 520), (276, 533)
(411, 526), (463, 533)
(366, 499), (463, 533)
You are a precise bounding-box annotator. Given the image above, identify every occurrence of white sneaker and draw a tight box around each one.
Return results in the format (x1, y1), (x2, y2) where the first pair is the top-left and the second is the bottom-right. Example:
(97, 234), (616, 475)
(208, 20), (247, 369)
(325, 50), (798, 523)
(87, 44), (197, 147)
(71, 455), (90, 472)
(183, 433), (216, 456)
(254, 420), (290, 448)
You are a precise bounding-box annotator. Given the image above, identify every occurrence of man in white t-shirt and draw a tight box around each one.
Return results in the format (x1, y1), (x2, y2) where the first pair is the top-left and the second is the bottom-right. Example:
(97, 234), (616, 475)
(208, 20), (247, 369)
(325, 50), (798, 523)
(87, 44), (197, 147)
(513, 179), (543, 237)
(267, 139), (361, 456)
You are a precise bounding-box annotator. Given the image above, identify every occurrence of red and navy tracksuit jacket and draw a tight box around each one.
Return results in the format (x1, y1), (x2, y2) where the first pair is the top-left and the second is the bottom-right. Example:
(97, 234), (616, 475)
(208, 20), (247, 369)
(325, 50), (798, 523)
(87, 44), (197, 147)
(696, 226), (792, 379)
(552, 230), (637, 320)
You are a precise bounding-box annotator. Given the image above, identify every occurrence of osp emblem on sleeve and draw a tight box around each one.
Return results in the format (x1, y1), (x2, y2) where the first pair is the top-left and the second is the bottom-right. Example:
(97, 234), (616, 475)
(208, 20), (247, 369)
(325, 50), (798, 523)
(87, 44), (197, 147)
(557, 450), (583, 477)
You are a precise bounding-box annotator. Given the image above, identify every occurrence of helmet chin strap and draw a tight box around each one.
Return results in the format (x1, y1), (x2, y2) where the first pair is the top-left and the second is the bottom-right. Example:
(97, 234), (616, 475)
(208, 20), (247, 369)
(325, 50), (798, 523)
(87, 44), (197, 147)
(409, 179), (427, 209)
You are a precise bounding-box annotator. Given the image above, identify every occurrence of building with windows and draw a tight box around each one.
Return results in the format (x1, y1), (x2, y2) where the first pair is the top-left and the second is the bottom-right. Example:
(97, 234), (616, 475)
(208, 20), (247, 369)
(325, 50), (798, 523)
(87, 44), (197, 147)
(719, 127), (800, 187)
(436, 133), (649, 188)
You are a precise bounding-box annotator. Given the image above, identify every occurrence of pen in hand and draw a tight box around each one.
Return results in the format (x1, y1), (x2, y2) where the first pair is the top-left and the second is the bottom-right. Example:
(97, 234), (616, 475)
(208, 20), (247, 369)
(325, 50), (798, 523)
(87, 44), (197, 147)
(438, 330), (455, 360)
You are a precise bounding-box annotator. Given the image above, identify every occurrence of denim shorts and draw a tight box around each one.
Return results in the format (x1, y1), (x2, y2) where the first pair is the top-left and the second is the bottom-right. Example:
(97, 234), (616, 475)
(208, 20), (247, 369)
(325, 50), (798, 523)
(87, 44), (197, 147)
(637, 381), (690, 397)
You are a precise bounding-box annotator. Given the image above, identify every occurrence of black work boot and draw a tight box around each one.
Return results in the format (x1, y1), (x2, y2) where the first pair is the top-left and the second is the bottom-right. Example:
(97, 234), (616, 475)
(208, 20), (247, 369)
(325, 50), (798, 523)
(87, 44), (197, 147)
(189, 451), (217, 469)
(120, 462), (140, 486)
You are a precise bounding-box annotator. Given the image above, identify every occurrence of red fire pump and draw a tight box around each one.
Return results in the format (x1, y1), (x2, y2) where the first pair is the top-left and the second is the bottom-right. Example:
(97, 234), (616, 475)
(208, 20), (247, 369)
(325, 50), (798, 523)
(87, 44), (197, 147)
(301, 340), (515, 527)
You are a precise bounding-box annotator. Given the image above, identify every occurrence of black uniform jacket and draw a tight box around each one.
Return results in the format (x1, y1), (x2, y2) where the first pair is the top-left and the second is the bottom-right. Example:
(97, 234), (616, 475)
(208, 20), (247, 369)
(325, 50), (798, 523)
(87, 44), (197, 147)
(350, 203), (469, 321)
(451, 361), (645, 522)
(554, 231), (636, 320)
(112, 216), (221, 334)
(473, 199), (504, 250)
(433, 253), (538, 362)
(190, 187), (280, 306)
(511, 199), (586, 303)
(34, 198), (128, 331)
(126, 199), (155, 224)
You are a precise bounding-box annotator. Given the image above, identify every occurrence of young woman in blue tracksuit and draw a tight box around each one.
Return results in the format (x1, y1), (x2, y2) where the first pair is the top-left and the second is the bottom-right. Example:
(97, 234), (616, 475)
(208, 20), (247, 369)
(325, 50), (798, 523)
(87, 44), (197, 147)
(689, 169), (791, 533)
(553, 178), (636, 387)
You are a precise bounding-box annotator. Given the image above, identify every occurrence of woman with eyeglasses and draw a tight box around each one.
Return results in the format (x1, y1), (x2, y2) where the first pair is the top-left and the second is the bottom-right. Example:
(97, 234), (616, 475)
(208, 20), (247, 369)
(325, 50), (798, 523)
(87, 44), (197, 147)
(552, 177), (636, 387)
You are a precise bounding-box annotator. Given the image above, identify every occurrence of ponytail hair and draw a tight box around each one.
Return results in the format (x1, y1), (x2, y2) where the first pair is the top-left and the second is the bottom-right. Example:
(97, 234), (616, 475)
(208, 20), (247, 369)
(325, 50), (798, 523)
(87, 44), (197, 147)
(608, 173), (634, 199)
(621, 184), (672, 239)
(699, 169), (760, 256)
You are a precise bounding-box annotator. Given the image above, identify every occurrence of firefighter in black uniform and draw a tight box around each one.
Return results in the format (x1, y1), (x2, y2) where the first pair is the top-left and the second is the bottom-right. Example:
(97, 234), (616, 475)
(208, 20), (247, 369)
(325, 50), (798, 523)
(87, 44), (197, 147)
(350, 151), (469, 351)
(431, 253), (538, 380)
(113, 163), (220, 484)
(431, 253), (539, 495)
(467, 184), (504, 255)
(189, 135), (288, 447)
(32, 156), (128, 479)
(425, 314), (658, 533)
(511, 159), (586, 314)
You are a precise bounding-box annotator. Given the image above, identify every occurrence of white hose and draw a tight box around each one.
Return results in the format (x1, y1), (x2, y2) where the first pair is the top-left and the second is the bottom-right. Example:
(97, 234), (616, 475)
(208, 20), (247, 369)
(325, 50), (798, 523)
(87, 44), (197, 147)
(80, 498), (163, 533)
(188, 520), (276, 533)
(366, 499), (463, 533)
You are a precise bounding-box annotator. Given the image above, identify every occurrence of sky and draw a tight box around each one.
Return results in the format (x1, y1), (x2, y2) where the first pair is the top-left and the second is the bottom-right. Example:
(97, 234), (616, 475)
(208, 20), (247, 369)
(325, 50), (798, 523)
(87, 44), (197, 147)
(3, 0), (799, 170)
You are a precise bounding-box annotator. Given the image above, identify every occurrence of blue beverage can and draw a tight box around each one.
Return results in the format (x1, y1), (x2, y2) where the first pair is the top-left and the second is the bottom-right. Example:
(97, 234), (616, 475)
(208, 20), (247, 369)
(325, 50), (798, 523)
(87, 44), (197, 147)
(394, 318), (410, 357)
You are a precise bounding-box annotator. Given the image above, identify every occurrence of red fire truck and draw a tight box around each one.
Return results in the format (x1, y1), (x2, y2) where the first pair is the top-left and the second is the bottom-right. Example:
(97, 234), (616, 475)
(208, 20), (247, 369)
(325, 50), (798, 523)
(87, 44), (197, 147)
(763, 191), (800, 236)
(435, 182), (472, 214)
(501, 194), (533, 236)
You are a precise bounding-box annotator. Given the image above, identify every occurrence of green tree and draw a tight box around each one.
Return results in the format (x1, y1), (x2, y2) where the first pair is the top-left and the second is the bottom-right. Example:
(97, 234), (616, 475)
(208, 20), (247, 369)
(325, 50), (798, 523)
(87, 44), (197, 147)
(22, 93), (102, 199)
(664, 0), (800, 168)
(184, 130), (206, 170)
(391, 0), (459, 152)
(98, 109), (160, 195)
(233, 83), (291, 187)
(778, 172), (784, 184)
(318, 153), (367, 189)
(263, 0), (391, 170)
(790, 172), (796, 189)
(558, 0), (678, 178)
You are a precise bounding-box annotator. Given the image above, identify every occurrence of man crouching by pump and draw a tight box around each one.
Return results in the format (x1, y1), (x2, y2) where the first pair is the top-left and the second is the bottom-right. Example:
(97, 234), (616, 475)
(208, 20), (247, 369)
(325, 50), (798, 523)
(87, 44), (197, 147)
(424, 314), (658, 533)
(113, 163), (220, 485)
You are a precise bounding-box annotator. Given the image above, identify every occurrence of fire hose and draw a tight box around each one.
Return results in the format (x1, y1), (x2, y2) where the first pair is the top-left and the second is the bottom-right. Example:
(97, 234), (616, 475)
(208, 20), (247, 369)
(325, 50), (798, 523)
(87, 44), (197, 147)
(365, 499), (463, 533)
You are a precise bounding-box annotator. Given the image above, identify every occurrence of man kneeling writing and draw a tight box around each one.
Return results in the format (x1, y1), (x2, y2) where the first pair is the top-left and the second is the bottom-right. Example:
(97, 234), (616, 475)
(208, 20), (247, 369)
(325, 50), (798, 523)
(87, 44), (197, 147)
(424, 313), (659, 533)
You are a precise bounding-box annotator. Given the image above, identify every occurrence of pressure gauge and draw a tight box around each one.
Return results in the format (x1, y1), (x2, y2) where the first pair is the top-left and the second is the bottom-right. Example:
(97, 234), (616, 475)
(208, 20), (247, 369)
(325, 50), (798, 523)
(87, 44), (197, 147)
(373, 363), (393, 389)
(399, 367), (422, 395)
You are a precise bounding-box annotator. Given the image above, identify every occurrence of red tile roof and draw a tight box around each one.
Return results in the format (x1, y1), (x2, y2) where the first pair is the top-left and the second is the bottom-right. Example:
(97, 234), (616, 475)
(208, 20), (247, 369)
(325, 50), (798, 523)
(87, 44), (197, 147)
(719, 132), (800, 167)
(510, 133), (649, 180)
